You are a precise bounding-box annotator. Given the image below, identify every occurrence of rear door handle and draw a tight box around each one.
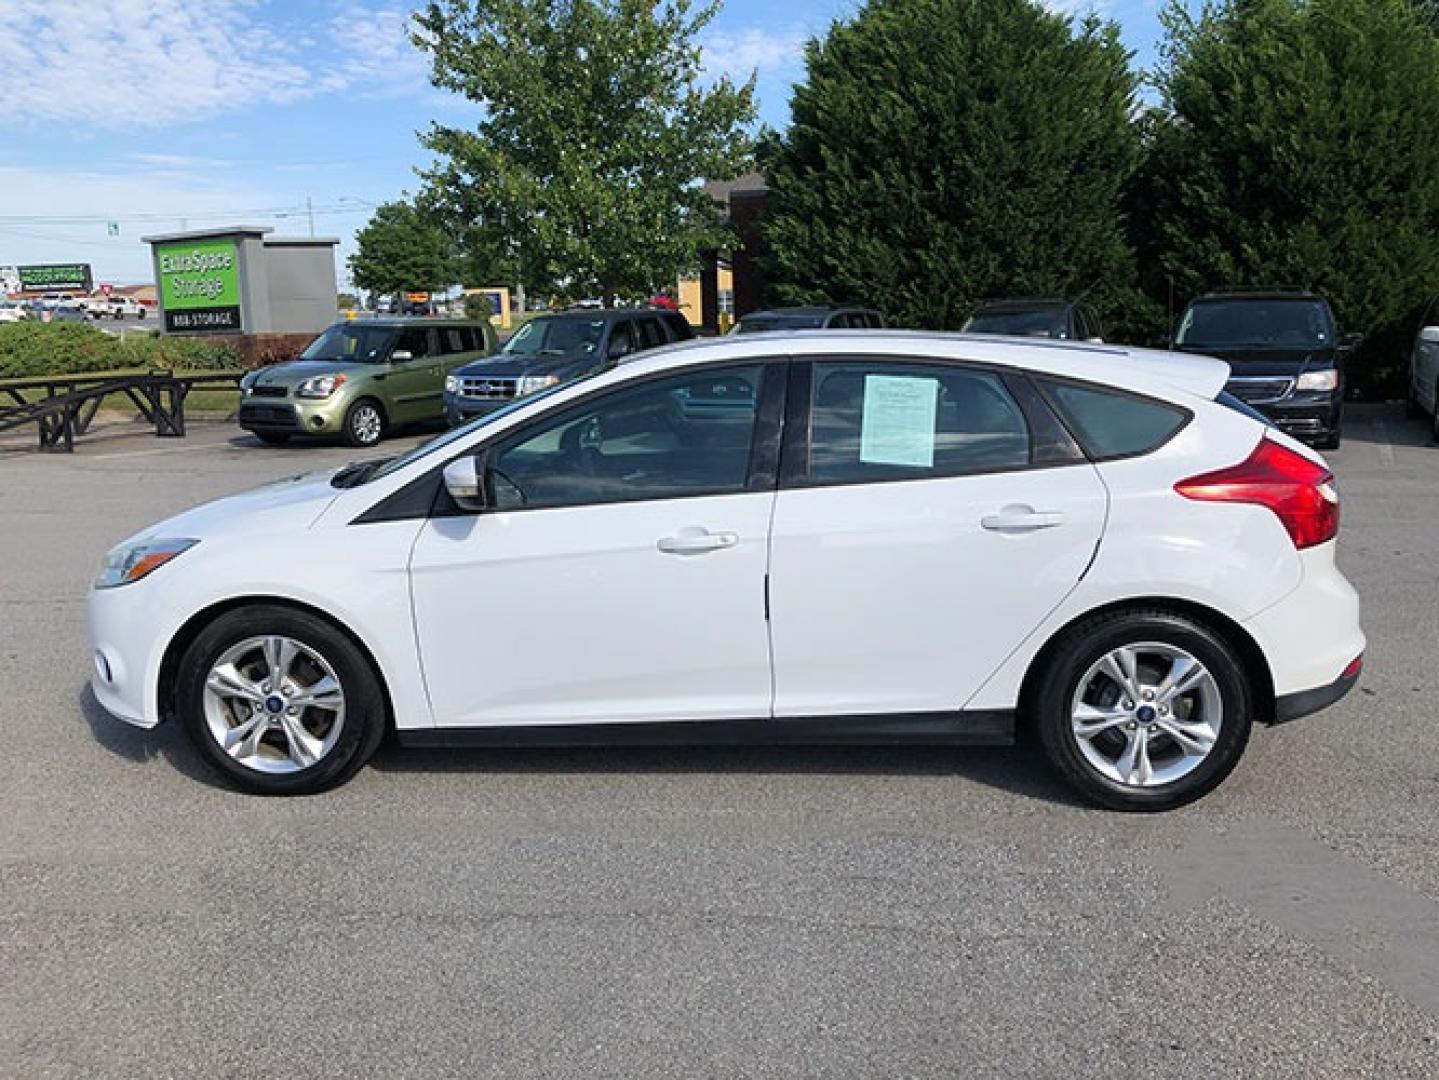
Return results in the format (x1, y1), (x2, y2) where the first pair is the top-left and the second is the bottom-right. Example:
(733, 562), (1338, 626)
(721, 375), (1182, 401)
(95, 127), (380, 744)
(981, 507), (1064, 532)
(657, 528), (739, 555)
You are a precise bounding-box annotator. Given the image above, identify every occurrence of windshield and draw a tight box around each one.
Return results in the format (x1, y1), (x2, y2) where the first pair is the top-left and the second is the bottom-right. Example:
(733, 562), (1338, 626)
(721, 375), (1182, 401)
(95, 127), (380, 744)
(502, 317), (606, 357)
(1176, 299), (1333, 349)
(964, 309), (1069, 338)
(735, 314), (826, 334)
(301, 325), (397, 363)
(356, 375), (590, 486)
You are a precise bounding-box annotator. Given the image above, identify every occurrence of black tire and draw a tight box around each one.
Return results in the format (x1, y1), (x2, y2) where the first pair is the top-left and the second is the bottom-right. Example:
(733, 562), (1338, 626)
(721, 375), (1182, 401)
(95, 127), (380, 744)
(252, 430), (291, 446)
(175, 604), (387, 795)
(342, 398), (385, 448)
(137, 308), (146, 319)
(1030, 609), (1253, 811)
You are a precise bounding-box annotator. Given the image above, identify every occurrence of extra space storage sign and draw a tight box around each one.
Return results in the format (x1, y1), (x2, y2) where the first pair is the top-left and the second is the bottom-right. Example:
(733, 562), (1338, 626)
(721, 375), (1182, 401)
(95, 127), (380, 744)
(157, 239), (241, 333)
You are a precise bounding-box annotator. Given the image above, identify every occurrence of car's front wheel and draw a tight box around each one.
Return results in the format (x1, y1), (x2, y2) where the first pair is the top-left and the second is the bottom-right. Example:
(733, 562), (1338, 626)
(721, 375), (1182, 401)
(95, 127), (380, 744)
(343, 399), (385, 448)
(1031, 610), (1253, 811)
(175, 605), (387, 794)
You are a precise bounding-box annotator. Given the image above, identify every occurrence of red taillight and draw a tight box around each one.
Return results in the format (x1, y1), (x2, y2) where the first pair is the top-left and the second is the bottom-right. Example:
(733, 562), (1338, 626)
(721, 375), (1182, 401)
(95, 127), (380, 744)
(1341, 654), (1364, 679)
(1175, 436), (1339, 549)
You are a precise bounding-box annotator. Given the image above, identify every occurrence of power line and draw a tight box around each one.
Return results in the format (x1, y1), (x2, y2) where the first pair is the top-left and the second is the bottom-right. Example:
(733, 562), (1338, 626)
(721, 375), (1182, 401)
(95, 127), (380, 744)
(0, 199), (380, 224)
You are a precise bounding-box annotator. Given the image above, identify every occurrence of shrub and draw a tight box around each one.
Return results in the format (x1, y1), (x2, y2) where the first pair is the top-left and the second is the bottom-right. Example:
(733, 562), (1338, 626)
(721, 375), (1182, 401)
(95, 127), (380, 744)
(0, 322), (241, 379)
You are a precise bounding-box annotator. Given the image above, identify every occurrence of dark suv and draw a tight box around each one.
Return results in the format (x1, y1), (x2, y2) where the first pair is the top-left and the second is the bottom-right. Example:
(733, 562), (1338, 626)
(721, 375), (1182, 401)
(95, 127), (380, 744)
(962, 298), (1104, 342)
(1172, 291), (1358, 449)
(732, 306), (885, 333)
(444, 308), (694, 425)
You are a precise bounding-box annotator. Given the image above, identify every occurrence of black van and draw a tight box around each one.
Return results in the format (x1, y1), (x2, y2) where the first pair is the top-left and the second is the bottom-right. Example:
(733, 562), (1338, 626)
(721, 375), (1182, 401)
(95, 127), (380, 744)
(1171, 291), (1359, 449)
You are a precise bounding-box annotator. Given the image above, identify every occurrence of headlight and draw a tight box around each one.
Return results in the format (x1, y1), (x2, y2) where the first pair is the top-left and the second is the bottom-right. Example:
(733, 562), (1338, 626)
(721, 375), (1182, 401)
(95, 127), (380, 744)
(445, 374), (460, 394)
(1295, 369), (1339, 392)
(518, 375), (560, 395)
(296, 373), (347, 399)
(95, 538), (198, 590)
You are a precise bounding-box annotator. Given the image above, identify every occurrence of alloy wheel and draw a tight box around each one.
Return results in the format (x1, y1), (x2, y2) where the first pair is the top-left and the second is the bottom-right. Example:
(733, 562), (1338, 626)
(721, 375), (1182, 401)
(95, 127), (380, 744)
(352, 404), (382, 445)
(1069, 642), (1222, 788)
(202, 635), (346, 774)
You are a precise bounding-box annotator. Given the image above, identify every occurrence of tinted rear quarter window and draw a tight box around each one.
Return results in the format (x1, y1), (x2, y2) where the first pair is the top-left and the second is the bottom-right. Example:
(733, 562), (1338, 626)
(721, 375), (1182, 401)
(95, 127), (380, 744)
(1040, 380), (1188, 460)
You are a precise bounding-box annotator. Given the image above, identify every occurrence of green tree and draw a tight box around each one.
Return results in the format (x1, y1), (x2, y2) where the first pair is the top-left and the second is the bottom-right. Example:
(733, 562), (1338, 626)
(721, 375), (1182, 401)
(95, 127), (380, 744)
(1137, 0), (1439, 391)
(348, 199), (459, 299)
(412, 0), (756, 304)
(760, 0), (1141, 332)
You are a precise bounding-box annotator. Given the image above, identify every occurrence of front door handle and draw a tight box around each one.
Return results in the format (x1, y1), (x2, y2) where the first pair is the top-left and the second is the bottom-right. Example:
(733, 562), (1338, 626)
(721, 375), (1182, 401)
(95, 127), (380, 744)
(981, 506), (1064, 532)
(657, 528), (739, 555)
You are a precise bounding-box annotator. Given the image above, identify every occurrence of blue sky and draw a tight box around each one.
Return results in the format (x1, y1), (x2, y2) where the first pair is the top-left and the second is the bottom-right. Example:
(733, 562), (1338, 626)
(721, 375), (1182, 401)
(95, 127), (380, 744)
(0, 0), (1166, 289)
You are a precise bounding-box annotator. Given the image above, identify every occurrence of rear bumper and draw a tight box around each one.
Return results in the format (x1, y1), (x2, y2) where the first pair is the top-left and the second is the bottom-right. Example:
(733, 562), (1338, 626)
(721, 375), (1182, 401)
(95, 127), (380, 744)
(1242, 540), (1365, 721)
(1273, 662), (1361, 724)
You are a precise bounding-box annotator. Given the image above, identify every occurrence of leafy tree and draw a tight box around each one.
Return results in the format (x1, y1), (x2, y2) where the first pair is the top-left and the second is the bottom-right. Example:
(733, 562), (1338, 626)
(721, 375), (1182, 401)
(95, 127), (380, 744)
(412, 0), (756, 304)
(1137, 0), (1439, 391)
(348, 199), (459, 299)
(336, 292), (359, 310)
(759, 0), (1141, 332)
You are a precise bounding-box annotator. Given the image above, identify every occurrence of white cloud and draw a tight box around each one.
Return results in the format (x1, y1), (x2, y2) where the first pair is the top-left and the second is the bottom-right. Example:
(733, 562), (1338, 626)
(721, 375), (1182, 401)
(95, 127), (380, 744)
(0, 0), (433, 128)
(702, 26), (808, 84)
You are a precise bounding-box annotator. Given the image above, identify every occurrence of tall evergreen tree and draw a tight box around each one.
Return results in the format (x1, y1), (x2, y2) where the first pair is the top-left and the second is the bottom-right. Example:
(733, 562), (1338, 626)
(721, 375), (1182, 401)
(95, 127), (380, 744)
(1137, 0), (1439, 390)
(760, 0), (1141, 332)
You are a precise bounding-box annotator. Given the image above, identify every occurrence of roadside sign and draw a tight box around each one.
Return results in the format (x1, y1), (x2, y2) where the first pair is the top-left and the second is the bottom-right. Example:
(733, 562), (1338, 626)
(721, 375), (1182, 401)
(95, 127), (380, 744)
(18, 263), (93, 293)
(155, 239), (241, 333)
(100, 283), (113, 297)
(405, 291), (431, 304)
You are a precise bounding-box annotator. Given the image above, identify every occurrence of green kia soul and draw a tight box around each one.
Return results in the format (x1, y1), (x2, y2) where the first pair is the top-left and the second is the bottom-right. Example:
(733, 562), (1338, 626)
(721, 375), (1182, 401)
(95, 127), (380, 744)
(238, 318), (499, 447)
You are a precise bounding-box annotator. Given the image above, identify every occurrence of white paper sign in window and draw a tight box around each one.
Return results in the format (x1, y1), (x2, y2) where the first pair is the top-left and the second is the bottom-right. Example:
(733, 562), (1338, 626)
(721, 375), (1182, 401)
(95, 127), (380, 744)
(859, 374), (939, 468)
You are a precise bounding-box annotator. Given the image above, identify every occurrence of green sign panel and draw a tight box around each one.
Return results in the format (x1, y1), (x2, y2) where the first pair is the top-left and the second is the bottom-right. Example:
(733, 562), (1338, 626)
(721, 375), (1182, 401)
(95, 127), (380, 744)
(19, 263), (92, 292)
(156, 239), (241, 333)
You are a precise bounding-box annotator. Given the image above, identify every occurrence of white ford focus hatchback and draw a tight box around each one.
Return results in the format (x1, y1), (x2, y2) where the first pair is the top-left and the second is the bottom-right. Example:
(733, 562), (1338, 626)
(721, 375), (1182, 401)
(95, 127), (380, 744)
(89, 332), (1364, 809)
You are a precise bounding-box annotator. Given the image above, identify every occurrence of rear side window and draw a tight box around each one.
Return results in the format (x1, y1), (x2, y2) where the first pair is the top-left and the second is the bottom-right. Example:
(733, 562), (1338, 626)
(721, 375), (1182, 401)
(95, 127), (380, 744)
(1039, 380), (1188, 460)
(807, 362), (1031, 483)
(636, 317), (666, 350)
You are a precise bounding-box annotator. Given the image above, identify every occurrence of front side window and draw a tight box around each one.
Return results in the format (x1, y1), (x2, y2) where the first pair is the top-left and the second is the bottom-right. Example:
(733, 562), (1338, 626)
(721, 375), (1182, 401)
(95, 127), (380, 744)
(394, 328), (432, 359)
(488, 365), (764, 510)
(806, 362), (1031, 484)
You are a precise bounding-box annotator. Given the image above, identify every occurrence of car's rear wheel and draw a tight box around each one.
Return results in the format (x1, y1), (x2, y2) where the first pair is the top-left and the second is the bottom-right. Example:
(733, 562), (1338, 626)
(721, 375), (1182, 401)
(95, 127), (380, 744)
(1031, 610), (1253, 811)
(343, 398), (385, 448)
(175, 605), (386, 794)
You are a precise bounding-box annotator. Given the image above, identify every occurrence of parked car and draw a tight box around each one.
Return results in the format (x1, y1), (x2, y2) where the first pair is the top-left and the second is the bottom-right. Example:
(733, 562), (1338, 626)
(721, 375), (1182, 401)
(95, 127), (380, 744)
(89, 331), (1363, 808)
(0, 299), (29, 323)
(106, 296), (147, 319)
(1171, 290), (1357, 449)
(1405, 295), (1439, 441)
(238, 318), (499, 448)
(732, 306), (885, 334)
(81, 296), (112, 319)
(443, 308), (694, 425)
(963, 298), (1104, 342)
(38, 301), (85, 324)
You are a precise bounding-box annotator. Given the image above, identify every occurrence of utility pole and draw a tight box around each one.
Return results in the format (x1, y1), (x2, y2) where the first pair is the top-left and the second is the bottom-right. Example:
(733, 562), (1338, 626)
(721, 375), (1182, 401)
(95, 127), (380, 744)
(306, 196), (315, 238)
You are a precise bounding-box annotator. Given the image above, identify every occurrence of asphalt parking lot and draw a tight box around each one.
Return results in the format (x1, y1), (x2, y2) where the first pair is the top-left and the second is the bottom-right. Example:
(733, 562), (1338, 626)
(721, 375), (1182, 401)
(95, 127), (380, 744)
(2, 407), (1437, 1078)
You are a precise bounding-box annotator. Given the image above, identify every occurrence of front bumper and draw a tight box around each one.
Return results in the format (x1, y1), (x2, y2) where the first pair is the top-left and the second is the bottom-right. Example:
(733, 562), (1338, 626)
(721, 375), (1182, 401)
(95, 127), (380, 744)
(1249, 392), (1342, 444)
(239, 397), (347, 436)
(443, 392), (514, 426)
(88, 581), (168, 728)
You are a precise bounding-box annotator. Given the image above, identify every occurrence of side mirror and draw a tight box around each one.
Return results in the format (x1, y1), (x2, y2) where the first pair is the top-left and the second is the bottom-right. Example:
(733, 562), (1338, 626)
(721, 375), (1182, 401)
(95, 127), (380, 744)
(391, 349), (414, 362)
(1419, 326), (1439, 345)
(442, 454), (488, 512)
(1338, 332), (1364, 351)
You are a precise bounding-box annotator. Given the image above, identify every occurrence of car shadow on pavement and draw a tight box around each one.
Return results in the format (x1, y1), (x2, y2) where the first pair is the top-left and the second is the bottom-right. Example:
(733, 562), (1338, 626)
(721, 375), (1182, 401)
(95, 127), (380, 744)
(368, 741), (1088, 809)
(78, 684), (232, 792)
(79, 681), (1084, 807)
